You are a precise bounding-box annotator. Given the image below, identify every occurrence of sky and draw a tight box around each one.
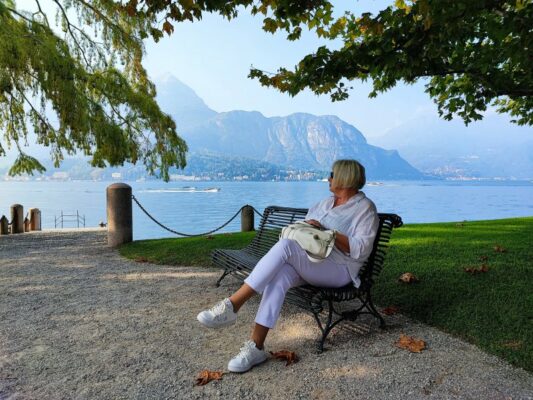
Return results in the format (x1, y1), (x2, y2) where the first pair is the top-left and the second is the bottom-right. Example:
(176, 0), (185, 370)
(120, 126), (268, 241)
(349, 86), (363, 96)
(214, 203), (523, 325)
(143, 1), (436, 140)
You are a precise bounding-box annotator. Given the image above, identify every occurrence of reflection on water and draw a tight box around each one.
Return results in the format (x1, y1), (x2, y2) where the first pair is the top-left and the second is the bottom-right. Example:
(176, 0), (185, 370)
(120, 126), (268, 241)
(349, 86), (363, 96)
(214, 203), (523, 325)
(1, 180), (532, 240)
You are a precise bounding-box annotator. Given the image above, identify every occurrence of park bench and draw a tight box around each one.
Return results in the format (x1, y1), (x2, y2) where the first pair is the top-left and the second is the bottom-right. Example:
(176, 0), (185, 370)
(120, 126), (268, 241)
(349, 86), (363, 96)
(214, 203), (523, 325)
(212, 205), (403, 351)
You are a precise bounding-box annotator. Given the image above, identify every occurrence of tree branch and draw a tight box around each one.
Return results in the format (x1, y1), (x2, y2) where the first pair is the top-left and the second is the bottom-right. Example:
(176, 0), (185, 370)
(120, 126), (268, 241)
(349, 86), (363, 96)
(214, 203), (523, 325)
(51, 0), (91, 67)
(76, 0), (130, 39)
(5, 92), (22, 144)
(5, 7), (35, 24)
(495, 89), (533, 97)
(16, 84), (55, 134)
(34, 0), (51, 27)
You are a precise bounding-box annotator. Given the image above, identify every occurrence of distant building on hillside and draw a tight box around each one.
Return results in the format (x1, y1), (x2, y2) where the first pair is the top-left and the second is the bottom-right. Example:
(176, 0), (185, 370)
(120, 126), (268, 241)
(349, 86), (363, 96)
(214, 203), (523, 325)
(170, 174), (198, 181)
(52, 172), (69, 180)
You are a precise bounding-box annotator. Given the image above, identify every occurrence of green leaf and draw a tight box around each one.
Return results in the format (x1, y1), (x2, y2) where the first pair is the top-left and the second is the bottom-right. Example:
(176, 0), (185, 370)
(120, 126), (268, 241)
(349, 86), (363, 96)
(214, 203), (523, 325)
(8, 153), (46, 176)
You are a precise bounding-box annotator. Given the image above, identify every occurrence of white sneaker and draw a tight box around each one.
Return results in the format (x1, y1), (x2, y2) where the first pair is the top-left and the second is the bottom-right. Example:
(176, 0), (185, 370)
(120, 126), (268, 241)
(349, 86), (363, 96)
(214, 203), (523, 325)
(197, 298), (237, 328)
(228, 340), (269, 373)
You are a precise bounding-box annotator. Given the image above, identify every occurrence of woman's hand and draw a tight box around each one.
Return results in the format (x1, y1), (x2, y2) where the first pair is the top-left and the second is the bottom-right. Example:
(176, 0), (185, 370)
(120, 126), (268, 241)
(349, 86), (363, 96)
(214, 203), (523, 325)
(334, 231), (350, 254)
(305, 219), (323, 229)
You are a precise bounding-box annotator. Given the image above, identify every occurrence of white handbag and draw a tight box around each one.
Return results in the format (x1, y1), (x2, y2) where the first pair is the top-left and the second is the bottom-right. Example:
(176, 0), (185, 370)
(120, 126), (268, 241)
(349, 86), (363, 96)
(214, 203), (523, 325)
(280, 221), (337, 263)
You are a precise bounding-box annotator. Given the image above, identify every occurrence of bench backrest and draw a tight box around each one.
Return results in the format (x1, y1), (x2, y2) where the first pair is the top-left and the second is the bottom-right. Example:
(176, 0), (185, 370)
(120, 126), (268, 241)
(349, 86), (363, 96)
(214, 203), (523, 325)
(245, 205), (402, 288)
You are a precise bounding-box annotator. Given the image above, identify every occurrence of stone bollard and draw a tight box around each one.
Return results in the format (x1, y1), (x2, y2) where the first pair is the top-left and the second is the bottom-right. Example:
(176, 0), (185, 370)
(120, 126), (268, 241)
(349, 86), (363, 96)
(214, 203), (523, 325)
(29, 208), (42, 231)
(24, 217), (30, 232)
(241, 205), (254, 232)
(107, 183), (132, 247)
(10, 204), (24, 234)
(0, 216), (8, 235)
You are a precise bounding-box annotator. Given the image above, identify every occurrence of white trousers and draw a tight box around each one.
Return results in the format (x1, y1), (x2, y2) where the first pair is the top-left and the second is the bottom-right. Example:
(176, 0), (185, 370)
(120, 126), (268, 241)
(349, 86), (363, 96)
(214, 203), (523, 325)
(244, 239), (352, 329)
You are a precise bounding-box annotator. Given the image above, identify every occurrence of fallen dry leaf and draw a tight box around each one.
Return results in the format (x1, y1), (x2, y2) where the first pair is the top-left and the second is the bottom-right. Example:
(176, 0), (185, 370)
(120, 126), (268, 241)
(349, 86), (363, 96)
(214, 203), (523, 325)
(134, 256), (149, 263)
(494, 245), (507, 253)
(479, 255), (489, 262)
(195, 370), (223, 386)
(382, 306), (400, 315)
(464, 264), (489, 274)
(398, 272), (419, 283)
(269, 350), (298, 366)
(395, 334), (426, 353)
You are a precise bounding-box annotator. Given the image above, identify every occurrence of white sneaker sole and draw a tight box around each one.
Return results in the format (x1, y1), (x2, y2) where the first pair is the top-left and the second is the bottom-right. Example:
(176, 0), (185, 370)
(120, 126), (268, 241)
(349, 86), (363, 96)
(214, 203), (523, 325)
(196, 313), (236, 329)
(228, 356), (268, 373)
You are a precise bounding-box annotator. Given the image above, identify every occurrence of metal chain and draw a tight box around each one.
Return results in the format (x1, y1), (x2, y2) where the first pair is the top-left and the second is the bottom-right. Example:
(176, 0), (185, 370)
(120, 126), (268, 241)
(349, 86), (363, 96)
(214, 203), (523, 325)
(252, 208), (264, 218)
(131, 194), (263, 237)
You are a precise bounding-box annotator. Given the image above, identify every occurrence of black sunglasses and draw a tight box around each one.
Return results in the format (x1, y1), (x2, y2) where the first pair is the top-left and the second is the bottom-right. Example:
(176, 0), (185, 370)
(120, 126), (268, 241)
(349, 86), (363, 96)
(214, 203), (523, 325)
(329, 172), (334, 179)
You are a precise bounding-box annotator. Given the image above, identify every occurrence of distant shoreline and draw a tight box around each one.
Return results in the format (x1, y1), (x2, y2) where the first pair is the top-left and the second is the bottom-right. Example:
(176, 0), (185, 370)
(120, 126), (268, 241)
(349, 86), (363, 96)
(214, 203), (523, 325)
(2, 177), (533, 184)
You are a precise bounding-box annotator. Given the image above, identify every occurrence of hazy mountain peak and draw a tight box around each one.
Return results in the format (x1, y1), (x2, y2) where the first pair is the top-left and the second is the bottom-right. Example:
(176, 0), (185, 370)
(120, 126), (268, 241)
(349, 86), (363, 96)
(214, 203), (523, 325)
(154, 74), (209, 108)
(217, 110), (267, 119)
(154, 73), (217, 129)
(154, 72), (180, 84)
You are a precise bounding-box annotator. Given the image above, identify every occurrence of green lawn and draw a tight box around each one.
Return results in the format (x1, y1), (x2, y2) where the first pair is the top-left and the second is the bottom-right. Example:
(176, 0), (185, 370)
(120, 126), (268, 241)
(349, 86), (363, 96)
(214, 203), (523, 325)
(120, 217), (533, 372)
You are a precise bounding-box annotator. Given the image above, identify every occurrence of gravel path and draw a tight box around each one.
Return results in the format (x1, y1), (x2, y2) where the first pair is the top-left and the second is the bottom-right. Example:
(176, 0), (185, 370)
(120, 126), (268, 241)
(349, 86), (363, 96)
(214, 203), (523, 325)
(1, 230), (532, 399)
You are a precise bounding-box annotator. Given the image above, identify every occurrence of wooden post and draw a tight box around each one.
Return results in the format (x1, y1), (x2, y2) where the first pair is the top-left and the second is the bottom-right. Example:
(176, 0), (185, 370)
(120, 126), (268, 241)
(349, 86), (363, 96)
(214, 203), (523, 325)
(0, 216), (8, 235)
(107, 183), (132, 247)
(10, 204), (24, 234)
(241, 205), (254, 232)
(29, 208), (41, 231)
(24, 217), (30, 232)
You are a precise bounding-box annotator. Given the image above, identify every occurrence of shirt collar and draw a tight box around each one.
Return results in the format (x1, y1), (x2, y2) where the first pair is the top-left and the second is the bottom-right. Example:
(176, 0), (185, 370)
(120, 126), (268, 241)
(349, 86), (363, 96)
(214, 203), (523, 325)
(329, 191), (365, 207)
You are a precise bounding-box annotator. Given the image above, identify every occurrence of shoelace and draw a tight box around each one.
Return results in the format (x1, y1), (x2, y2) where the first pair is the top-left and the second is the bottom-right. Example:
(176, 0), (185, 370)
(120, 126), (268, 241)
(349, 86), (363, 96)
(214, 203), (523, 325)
(209, 301), (227, 319)
(236, 341), (255, 361)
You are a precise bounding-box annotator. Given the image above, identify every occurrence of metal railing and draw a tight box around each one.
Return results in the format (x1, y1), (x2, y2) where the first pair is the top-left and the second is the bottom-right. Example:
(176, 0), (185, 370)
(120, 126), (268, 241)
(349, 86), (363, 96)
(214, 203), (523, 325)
(54, 211), (86, 229)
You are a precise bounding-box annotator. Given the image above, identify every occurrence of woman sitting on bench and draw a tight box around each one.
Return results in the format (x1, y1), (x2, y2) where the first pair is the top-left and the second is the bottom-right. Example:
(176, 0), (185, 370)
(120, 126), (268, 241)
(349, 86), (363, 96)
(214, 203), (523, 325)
(197, 159), (379, 373)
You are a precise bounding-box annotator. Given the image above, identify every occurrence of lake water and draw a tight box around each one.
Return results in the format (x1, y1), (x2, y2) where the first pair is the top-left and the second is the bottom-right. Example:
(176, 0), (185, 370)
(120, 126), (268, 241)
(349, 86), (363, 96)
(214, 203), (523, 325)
(1, 180), (532, 240)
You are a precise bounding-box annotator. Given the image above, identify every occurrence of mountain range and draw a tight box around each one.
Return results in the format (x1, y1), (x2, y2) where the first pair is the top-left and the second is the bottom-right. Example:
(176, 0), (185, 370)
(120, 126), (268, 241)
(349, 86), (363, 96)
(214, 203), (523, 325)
(156, 74), (424, 180)
(157, 75), (532, 180)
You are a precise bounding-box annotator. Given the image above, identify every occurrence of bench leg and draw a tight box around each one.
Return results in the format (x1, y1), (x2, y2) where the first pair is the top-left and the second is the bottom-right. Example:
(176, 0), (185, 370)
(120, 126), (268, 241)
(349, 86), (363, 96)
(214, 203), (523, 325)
(313, 299), (345, 353)
(317, 302), (333, 353)
(342, 292), (386, 329)
(215, 269), (230, 287)
(365, 293), (386, 328)
(312, 294), (386, 352)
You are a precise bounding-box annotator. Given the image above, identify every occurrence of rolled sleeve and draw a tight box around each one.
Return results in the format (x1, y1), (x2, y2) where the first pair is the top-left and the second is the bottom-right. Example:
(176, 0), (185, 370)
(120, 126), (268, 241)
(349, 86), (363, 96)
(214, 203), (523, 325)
(347, 207), (379, 262)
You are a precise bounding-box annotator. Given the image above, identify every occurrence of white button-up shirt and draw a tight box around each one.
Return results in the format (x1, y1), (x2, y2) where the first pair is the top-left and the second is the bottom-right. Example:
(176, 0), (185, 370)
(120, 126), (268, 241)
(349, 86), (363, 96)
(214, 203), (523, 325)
(305, 191), (379, 287)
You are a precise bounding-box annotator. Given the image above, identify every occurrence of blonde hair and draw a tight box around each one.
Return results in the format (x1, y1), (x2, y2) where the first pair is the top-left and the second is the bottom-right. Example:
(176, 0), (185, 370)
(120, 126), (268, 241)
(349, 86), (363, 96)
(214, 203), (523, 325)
(331, 159), (366, 190)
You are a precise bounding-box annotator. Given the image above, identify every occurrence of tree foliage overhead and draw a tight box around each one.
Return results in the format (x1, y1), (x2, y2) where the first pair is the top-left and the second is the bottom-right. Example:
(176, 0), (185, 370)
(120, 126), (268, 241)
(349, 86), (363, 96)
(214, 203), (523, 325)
(0, 0), (187, 179)
(1, 0), (531, 178)
(248, 0), (533, 126)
